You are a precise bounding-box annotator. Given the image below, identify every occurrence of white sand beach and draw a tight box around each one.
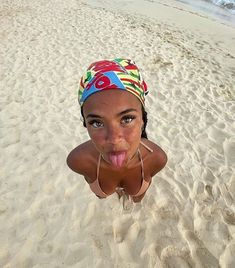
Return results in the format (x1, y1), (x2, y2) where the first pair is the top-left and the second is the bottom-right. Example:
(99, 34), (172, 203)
(1, 0), (235, 267)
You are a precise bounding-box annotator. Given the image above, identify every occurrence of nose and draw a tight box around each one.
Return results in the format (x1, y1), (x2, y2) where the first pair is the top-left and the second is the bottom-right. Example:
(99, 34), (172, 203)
(105, 125), (123, 145)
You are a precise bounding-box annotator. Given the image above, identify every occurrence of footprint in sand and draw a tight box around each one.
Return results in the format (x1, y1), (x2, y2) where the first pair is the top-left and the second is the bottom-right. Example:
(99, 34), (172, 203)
(142, 243), (162, 268)
(161, 245), (193, 268)
(184, 230), (219, 268)
(220, 207), (235, 225)
(219, 183), (234, 207)
(193, 182), (215, 205)
(81, 202), (97, 226)
(125, 221), (142, 242)
(205, 184), (213, 197)
(220, 242), (235, 267)
(113, 215), (134, 243)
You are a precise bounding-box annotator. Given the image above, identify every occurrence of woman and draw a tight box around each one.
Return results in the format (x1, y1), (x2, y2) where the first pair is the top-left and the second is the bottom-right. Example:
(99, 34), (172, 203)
(67, 58), (167, 203)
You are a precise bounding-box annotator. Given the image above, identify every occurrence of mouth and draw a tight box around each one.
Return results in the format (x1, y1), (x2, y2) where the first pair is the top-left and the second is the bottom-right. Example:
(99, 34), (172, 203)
(107, 151), (127, 168)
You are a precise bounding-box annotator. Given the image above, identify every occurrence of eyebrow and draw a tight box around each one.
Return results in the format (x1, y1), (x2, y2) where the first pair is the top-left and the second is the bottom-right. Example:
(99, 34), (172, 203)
(86, 108), (138, 119)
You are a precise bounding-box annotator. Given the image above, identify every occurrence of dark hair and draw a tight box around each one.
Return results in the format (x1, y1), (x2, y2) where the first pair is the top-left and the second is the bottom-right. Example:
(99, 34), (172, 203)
(81, 105), (148, 139)
(141, 105), (148, 139)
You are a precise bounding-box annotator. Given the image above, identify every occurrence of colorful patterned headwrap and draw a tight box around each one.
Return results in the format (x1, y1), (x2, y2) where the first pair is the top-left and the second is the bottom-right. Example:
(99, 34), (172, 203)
(78, 58), (148, 106)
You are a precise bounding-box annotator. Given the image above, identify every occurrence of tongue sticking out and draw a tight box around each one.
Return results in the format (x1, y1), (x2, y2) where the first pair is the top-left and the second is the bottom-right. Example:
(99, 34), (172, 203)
(109, 152), (126, 168)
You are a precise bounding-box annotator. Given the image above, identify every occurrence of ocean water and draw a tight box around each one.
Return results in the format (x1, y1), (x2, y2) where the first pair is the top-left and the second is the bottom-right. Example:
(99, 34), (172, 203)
(174, 0), (235, 24)
(177, 0), (235, 14)
(87, 0), (235, 26)
(208, 0), (235, 14)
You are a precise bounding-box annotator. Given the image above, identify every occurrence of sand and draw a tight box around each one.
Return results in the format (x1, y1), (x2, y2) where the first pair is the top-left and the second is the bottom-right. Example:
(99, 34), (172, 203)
(0, 0), (235, 267)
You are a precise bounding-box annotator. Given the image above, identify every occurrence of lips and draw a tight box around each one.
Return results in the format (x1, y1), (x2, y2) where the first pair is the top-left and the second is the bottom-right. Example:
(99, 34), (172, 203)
(108, 151), (127, 168)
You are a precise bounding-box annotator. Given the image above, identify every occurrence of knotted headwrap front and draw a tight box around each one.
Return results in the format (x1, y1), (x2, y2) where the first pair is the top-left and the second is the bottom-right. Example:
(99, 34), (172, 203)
(78, 58), (148, 106)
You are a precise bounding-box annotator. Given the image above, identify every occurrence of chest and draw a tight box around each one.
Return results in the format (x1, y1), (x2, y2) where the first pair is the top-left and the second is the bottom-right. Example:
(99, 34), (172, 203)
(95, 161), (151, 195)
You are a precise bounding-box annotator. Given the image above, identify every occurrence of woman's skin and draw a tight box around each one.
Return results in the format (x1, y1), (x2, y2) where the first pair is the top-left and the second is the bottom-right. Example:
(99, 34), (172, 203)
(67, 90), (167, 202)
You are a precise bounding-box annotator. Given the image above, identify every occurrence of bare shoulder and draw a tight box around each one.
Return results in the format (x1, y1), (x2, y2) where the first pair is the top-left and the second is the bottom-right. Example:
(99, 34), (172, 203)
(141, 138), (168, 177)
(66, 140), (96, 176)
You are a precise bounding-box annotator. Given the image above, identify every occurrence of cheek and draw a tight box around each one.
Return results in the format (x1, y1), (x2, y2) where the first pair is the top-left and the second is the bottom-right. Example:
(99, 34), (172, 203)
(123, 124), (142, 141)
(87, 129), (106, 146)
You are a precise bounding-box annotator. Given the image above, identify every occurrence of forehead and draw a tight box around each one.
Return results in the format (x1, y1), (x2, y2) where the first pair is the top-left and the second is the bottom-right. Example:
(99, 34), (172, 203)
(83, 90), (142, 114)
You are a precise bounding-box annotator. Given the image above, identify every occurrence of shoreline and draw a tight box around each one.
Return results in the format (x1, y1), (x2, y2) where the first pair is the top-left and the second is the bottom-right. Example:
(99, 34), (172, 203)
(177, 0), (235, 24)
(86, 0), (235, 56)
(85, 0), (235, 74)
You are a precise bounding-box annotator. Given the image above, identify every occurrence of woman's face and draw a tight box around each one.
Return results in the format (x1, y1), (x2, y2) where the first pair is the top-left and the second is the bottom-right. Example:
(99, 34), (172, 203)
(82, 90), (143, 168)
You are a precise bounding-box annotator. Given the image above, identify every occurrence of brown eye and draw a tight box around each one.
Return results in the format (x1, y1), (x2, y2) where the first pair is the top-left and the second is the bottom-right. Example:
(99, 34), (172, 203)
(88, 120), (104, 128)
(121, 115), (136, 125)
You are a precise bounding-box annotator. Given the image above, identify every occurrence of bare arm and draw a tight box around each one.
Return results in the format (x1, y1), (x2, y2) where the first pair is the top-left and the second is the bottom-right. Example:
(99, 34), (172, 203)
(142, 139), (167, 177)
(66, 146), (87, 175)
(151, 147), (167, 177)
